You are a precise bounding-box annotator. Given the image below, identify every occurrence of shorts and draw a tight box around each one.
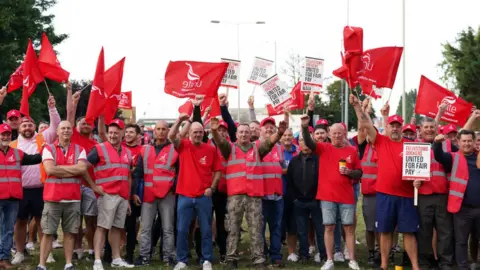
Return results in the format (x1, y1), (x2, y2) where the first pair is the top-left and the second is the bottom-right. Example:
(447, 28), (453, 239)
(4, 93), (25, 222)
(362, 195), (376, 232)
(97, 194), (128, 229)
(17, 188), (44, 220)
(375, 192), (419, 233)
(283, 198), (296, 234)
(41, 202), (81, 234)
(321, 201), (355, 225)
(81, 186), (98, 216)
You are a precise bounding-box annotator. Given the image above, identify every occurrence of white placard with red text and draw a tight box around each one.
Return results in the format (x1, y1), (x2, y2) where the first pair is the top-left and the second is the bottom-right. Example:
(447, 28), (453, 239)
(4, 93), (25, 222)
(260, 74), (291, 109)
(402, 142), (431, 181)
(220, 58), (240, 88)
(247, 57), (274, 85)
(302, 57), (324, 88)
(301, 82), (322, 94)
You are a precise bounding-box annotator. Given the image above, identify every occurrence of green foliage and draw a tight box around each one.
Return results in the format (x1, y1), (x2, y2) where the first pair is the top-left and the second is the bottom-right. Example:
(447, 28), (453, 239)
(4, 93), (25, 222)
(0, 0), (68, 121)
(395, 89), (421, 122)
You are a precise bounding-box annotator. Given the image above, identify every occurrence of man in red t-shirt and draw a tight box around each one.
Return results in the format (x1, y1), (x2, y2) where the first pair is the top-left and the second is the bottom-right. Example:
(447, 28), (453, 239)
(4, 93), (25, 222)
(301, 119), (362, 270)
(168, 114), (222, 270)
(350, 94), (420, 270)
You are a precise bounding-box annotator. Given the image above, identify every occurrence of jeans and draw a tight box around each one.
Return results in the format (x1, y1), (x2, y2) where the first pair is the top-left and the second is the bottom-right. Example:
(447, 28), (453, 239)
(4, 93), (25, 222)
(262, 199), (284, 262)
(294, 199), (326, 258)
(176, 195), (212, 264)
(0, 200), (19, 260)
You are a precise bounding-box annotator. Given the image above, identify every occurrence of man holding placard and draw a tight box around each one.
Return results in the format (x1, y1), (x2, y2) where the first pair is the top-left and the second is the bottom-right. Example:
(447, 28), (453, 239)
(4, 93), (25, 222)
(350, 94), (420, 270)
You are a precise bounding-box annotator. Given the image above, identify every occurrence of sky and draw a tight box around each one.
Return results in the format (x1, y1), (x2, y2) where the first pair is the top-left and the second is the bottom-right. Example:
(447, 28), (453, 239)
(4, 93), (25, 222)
(49, 0), (480, 121)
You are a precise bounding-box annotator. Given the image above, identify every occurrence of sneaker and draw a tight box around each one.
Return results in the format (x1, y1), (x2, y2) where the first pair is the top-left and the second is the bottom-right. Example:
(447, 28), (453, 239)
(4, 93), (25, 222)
(93, 261), (104, 270)
(202, 261), (213, 270)
(52, 240), (63, 249)
(308, 246), (316, 255)
(333, 252), (345, 262)
(11, 252), (25, 265)
(348, 260), (360, 270)
(174, 262), (188, 270)
(368, 251), (376, 266)
(314, 253), (321, 263)
(64, 264), (75, 270)
(26, 242), (35, 251)
(134, 256), (150, 266)
(287, 253), (298, 262)
(46, 253), (55, 263)
(220, 255), (227, 265)
(344, 247), (350, 260)
(74, 249), (83, 260)
(321, 259), (334, 270)
(111, 258), (134, 268)
(355, 239), (360, 245)
(35, 267), (46, 270)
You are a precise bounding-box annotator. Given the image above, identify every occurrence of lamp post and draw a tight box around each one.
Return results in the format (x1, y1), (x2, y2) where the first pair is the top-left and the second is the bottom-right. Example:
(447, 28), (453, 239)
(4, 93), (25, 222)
(210, 20), (266, 120)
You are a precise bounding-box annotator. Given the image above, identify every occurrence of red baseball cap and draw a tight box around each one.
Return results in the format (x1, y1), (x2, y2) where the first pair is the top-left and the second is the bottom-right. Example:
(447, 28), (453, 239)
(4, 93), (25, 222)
(0, 124), (12, 134)
(308, 126), (314, 133)
(442, 124), (457, 135)
(316, 119), (329, 126)
(260, 117), (276, 127)
(387, 115), (404, 125)
(108, 119), (125, 129)
(234, 121), (239, 127)
(219, 120), (228, 130)
(7, 110), (21, 120)
(402, 124), (416, 133)
(20, 116), (34, 123)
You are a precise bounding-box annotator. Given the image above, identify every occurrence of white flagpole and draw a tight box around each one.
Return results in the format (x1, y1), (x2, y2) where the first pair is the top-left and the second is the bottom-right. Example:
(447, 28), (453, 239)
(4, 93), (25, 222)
(402, 0), (406, 120)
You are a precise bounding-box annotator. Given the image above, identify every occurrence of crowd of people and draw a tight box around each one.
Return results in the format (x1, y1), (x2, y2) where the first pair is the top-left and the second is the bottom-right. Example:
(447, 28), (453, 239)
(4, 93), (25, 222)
(0, 83), (479, 270)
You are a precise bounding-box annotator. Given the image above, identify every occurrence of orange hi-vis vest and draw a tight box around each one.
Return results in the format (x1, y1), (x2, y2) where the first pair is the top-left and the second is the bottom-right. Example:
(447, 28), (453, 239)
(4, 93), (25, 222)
(446, 152), (469, 213)
(10, 133), (47, 184)
(419, 150), (448, 195)
(0, 148), (24, 199)
(142, 143), (178, 202)
(209, 139), (227, 193)
(259, 142), (284, 196)
(43, 143), (83, 202)
(94, 142), (132, 200)
(224, 142), (264, 196)
(360, 144), (377, 195)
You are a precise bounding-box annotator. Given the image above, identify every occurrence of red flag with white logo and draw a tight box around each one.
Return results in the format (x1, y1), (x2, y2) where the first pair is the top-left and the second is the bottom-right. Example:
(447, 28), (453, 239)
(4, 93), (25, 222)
(103, 57), (126, 124)
(266, 82), (304, 116)
(7, 63), (24, 92)
(85, 48), (105, 125)
(38, 33), (70, 82)
(164, 61), (228, 98)
(20, 39), (45, 116)
(118, 91), (132, 109)
(415, 76), (472, 126)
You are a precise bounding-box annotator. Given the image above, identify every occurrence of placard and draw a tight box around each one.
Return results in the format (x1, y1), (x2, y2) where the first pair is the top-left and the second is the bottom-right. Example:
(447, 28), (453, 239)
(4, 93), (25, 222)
(302, 56), (324, 87)
(260, 74), (291, 109)
(118, 91), (132, 109)
(402, 142), (431, 181)
(220, 58), (240, 89)
(301, 82), (323, 94)
(247, 57), (274, 85)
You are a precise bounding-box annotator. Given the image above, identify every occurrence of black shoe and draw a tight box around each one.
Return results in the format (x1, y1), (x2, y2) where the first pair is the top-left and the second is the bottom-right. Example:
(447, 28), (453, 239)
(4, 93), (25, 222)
(368, 251), (376, 266)
(36, 267), (46, 270)
(220, 255), (227, 265)
(134, 256), (150, 266)
(72, 252), (79, 261)
(125, 254), (133, 265)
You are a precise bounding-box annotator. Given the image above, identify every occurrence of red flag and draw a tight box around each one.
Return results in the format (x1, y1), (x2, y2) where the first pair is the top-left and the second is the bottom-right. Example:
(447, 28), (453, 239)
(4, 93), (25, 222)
(7, 63), (24, 92)
(343, 26), (363, 56)
(164, 61), (228, 98)
(415, 76), (473, 126)
(85, 48), (105, 125)
(178, 99), (194, 115)
(38, 33), (70, 82)
(118, 91), (132, 109)
(332, 51), (362, 88)
(20, 39), (45, 116)
(103, 57), (126, 124)
(289, 82), (304, 110)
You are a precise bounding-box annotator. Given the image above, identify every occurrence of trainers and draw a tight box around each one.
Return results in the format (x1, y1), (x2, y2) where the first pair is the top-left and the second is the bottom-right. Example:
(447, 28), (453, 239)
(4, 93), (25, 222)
(309, 246), (315, 255)
(52, 240), (63, 249)
(344, 247), (350, 260)
(202, 261), (213, 270)
(26, 242), (35, 251)
(46, 253), (55, 263)
(11, 252), (25, 264)
(111, 258), (134, 268)
(93, 261), (104, 270)
(174, 262), (188, 270)
(64, 264), (75, 270)
(314, 253), (321, 263)
(220, 255), (227, 265)
(348, 260), (360, 270)
(355, 239), (360, 245)
(368, 251), (376, 266)
(333, 252), (345, 262)
(321, 259), (334, 270)
(287, 253), (298, 262)
(134, 256), (150, 266)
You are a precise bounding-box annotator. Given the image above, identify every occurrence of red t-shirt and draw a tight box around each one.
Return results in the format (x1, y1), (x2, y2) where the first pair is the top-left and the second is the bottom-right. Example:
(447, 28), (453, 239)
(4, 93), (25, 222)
(71, 129), (97, 154)
(374, 134), (413, 197)
(316, 142), (360, 204)
(176, 139), (223, 198)
(122, 142), (142, 165)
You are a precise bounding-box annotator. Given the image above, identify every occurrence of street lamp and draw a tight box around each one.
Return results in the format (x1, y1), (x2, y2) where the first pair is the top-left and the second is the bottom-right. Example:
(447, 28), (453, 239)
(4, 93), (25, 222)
(210, 20), (266, 121)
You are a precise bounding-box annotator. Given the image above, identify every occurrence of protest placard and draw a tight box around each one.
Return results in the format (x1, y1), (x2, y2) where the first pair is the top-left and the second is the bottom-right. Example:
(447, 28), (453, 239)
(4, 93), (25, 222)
(220, 58), (240, 88)
(402, 142), (431, 181)
(260, 74), (291, 109)
(247, 57), (274, 85)
(302, 57), (324, 88)
(301, 82), (323, 94)
(118, 91), (132, 109)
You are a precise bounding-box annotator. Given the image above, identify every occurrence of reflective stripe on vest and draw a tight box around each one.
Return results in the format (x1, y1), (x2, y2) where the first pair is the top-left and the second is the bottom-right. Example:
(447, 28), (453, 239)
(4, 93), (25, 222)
(361, 147), (377, 180)
(431, 160), (446, 177)
(94, 143), (131, 172)
(144, 144), (175, 172)
(143, 145), (153, 174)
(96, 175), (129, 184)
(0, 177), (21, 182)
(225, 144), (261, 180)
(442, 140), (451, 152)
(450, 154), (468, 186)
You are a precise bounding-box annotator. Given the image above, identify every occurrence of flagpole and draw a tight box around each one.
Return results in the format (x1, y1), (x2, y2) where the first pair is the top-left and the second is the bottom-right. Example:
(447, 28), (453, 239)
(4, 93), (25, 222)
(236, 23), (241, 121)
(402, 0), (406, 120)
(43, 80), (52, 96)
(344, 0), (350, 131)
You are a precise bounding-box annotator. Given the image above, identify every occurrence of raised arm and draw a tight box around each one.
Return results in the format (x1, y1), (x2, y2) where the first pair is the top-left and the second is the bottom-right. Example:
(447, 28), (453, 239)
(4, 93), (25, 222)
(258, 120), (287, 159)
(209, 118), (231, 159)
(432, 134), (453, 172)
(97, 116), (107, 143)
(42, 95), (61, 143)
(434, 103), (447, 125)
(350, 94), (377, 144)
(307, 92), (315, 128)
(248, 96), (257, 121)
(462, 110), (480, 131)
(357, 98), (371, 144)
(219, 93), (237, 142)
(168, 113), (191, 148)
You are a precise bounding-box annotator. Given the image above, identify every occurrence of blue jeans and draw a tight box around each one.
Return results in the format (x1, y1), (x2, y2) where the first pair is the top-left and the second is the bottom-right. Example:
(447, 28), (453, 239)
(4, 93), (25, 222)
(176, 195), (212, 264)
(0, 200), (19, 260)
(294, 199), (326, 258)
(262, 199), (283, 262)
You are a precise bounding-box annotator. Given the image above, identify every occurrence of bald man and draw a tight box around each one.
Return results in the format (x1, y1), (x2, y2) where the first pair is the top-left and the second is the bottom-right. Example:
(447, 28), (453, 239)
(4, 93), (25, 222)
(133, 120), (178, 266)
(168, 115), (222, 270)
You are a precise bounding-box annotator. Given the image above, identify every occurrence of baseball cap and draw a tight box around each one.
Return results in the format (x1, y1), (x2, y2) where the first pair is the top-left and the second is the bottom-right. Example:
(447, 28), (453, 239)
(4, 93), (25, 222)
(234, 121), (240, 127)
(443, 124), (457, 135)
(387, 115), (404, 125)
(218, 120), (228, 130)
(260, 117), (276, 127)
(0, 124), (12, 134)
(108, 119), (125, 129)
(20, 116), (34, 123)
(7, 110), (21, 120)
(402, 124), (416, 133)
(308, 126), (314, 133)
(316, 119), (329, 126)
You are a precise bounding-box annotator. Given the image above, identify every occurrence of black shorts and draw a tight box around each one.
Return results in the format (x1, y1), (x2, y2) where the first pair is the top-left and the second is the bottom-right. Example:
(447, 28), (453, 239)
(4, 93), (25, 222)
(17, 188), (44, 220)
(283, 198), (297, 234)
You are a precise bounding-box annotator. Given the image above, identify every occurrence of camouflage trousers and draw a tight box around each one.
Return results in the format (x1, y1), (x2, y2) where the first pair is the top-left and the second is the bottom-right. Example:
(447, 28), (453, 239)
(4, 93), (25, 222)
(225, 195), (265, 264)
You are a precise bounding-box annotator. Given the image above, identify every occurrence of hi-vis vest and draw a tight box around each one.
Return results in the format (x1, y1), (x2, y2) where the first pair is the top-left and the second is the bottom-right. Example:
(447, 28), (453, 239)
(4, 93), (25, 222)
(209, 140), (226, 193)
(360, 144), (377, 195)
(442, 140), (452, 152)
(446, 152), (469, 213)
(94, 142), (131, 200)
(419, 150), (448, 195)
(10, 133), (46, 183)
(224, 143), (263, 196)
(0, 148), (24, 199)
(259, 142), (284, 196)
(43, 143), (83, 201)
(142, 144), (178, 202)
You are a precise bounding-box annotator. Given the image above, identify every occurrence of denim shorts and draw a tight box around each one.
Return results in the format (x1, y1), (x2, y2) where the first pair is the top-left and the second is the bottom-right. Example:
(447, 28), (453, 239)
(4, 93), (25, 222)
(320, 201), (355, 225)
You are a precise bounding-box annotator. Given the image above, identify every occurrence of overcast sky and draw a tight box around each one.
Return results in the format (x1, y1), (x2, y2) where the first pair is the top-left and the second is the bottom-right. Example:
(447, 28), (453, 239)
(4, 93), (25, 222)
(49, 0), (480, 120)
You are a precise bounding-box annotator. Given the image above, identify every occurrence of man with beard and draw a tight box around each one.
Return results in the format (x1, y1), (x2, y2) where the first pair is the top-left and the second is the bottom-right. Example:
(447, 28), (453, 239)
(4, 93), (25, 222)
(350, 94), (420, 270)
(11, 95), (61, 265)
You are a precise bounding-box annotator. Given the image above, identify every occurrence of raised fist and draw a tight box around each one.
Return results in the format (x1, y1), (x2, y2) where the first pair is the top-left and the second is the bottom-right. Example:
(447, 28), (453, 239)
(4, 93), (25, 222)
(277, 120), (287, 136)
(300, 114), (310, 128)
(210, 118), (219, 131)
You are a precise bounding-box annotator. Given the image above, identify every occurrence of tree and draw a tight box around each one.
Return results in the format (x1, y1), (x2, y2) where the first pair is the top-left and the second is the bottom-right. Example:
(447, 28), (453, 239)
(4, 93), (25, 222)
(0, 0), (68, 121)
(395, 89), (421, 122)
(280, 51), (303, 86)
(440, 26), (480, 106)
